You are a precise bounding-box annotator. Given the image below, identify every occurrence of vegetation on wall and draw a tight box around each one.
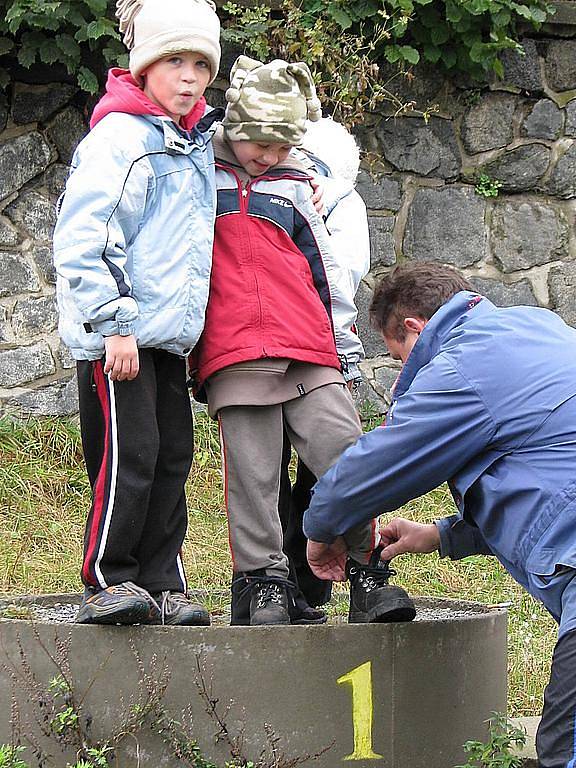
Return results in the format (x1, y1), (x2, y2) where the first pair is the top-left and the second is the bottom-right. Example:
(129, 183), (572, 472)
(0, 0), (555, 118)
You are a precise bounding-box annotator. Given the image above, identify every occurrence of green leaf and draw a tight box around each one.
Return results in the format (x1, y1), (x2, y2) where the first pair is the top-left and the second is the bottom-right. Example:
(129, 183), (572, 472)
(328, 7), (354, 29)
(85, 18), (116, 40)
(422, 43), (442, 62)
(384, 44), (402, 63)
(77, 66), (99, 94)
(446, 1), (463, 22)
(430, 23), (450, 44)
(0, 36), (14, 56)
(39, 38), (60, 64)
(56, 33), (81, 59)
(400, 44), (420, 64)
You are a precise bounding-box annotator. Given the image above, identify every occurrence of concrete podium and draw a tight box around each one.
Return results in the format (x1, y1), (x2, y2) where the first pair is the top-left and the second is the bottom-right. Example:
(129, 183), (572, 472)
(0, 595), (507, 767)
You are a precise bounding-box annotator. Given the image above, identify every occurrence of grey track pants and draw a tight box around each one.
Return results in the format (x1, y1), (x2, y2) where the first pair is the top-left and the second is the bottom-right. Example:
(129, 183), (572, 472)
(218, 384), (379, 578)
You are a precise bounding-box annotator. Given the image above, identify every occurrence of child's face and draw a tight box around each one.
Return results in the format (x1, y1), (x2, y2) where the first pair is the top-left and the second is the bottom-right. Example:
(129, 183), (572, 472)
(230, 141), (293, 177)
(142, 51), (211, 124)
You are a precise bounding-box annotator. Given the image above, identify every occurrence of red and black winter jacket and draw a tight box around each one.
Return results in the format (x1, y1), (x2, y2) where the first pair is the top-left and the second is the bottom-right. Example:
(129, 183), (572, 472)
(191, 139), (346, 388)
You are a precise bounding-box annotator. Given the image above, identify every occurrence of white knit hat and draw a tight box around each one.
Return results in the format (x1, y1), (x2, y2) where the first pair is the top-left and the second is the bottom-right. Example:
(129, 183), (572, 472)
(116, 0), (221, 84)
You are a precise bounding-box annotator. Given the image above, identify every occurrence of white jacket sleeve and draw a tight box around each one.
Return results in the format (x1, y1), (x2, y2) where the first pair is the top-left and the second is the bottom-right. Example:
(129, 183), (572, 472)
(323, 181), (370, 378)
(53, 131), (147, 336)
(294, 189), (366, 381)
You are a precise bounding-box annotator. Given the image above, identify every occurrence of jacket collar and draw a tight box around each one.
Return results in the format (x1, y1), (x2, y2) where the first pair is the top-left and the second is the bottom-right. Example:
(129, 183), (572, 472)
(393, 291), (494, 397)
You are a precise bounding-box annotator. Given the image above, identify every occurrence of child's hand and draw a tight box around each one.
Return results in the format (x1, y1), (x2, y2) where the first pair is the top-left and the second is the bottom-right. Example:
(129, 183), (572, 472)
(310, 176), (326, 215)
(104, 334), (139, 381)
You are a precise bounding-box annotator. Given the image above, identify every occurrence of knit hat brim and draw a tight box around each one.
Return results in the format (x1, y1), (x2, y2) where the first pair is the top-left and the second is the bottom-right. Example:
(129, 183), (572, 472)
(130, 29), (221, 83)
(223, 119), (307, 145)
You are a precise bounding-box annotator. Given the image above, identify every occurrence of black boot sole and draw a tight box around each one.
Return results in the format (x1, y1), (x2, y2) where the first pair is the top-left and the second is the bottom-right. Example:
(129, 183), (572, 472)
(76, 601), (151, 625)
(349, 598), (416, 624)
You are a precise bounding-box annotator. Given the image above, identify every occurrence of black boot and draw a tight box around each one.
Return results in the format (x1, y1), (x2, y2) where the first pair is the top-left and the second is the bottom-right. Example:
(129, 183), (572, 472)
(249, 576), (291, 626)
(231, 572), (327, 625)
(347, 548), (416, 624)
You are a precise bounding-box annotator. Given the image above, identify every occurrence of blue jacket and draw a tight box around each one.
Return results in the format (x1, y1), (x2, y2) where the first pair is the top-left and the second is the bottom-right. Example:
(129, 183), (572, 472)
(303, 292), (576, 625)
(53, 111), (219, 360)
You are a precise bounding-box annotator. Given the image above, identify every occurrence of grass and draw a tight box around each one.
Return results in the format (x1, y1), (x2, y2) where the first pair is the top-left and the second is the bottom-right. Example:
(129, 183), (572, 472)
(0, 413), (556, 717)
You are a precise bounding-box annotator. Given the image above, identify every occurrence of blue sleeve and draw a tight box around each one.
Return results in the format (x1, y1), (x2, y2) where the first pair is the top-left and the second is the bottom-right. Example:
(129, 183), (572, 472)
(435, 515), (494, 559)
(303, 355), (498, 542)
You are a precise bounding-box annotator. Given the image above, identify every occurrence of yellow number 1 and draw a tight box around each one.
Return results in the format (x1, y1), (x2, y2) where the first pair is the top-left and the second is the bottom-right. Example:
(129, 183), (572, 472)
(337, 661), (383, 761)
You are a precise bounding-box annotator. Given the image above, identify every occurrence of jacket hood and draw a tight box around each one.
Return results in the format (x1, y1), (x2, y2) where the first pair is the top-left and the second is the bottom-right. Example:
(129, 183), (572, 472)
(394, 291), (491, 397)
(90, 68), (207, 130)
(301, 117), (360, 183)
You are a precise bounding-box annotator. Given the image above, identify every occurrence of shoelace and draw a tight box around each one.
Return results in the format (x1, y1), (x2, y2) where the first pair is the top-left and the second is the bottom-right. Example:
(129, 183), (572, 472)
(255, 582), (285, 609)
(232, 574), (295, 606)
(156, 591), (191, 625)
(348, 561), (396, 594)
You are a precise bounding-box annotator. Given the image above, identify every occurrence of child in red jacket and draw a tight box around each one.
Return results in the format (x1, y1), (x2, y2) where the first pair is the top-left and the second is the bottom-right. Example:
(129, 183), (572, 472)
(191, 56), (416, 626)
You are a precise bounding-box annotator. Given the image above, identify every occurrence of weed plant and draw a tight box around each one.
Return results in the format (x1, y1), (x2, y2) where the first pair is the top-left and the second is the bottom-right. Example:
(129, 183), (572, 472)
(0, 413), (557, 717)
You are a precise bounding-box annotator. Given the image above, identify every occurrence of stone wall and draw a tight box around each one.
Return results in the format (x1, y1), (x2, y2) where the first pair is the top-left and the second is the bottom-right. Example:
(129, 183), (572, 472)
(1, 7), (575, 416)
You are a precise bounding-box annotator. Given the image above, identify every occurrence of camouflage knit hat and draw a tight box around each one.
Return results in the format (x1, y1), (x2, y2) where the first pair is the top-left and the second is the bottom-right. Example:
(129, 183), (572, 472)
(222, 55), (322, 144)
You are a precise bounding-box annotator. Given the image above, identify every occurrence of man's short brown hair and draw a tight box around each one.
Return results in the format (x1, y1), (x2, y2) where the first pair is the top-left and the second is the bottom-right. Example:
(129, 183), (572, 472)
(369, 262), (473, 341)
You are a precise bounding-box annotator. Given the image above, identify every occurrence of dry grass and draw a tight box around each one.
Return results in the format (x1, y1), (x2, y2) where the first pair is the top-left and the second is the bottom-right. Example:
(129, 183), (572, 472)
(0, 413), (557, 716)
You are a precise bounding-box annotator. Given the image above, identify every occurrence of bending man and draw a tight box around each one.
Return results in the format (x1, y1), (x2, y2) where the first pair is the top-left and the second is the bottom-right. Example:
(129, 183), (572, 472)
(304, 261), (576, 768)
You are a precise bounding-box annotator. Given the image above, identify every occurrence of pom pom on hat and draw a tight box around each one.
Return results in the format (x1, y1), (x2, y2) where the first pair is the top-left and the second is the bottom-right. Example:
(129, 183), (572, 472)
(222, 56), (323, 144)
(115, 0), (221, 84)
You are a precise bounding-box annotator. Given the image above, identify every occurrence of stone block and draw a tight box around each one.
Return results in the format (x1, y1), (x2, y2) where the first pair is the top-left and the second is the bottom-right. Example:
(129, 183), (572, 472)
(404, 186), (487, 267)
(542, 143), (576, 198)
(0, 132), (52, 202)
(12, 82), (78, 125)
(57, 341), (75, 369)
(544, 40), (576, 92)
(369, 216), (396, 269)
(549, 263), (576, 326)
(353, 376), (388, 419)
(356, 170), (402, 211)
(521, 99), (564, 140)
(0, 217), (20, 247)
(356, 282), (388, 358)
(44, 163), (70, 199)
(11, 294), (58, 338)
(30, 244), (56, 285)
(205, 87), (227, 111)
(566, 99), (576, 138)
(0, 305), (9, 343)
(375, 61), (445, 113)
(0, 596), (507, 768)
(0, 252), (41, 297)
(374, 363), (402, 398)
(461, 93), (517, 154)
(490, 201), (569, 272)
(498, 39), (543, 93)
(376, 116), (460, 180)
(483, 144), (550, 193)
(47, 106), (88, 164)
(0, 342), (55, 388)
(8, 375), (78, 416)
(5, 190), (56, 241)
(470, 276), (538, 307)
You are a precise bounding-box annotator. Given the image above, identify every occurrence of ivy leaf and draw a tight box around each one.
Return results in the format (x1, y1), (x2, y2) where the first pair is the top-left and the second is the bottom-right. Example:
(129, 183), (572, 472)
(18, 45), (37, 68)
(85, 18), (117, 40)
(39, 38), (60, 64)
(83, 0), (109, 14)
(431, 23), (450, 44)
(56, 33), (81, 60)
(399, 44), (420, 64)
(422, 43), (442, 62)
(328, 7), (353, 29)
(492, 58), (505, 79)
(0, 36), (15, 56)
(77, 66), (99, 94)
(441, 47), (458, 68)
(446, 1), (463, 22)
(384, 44), (402, 63)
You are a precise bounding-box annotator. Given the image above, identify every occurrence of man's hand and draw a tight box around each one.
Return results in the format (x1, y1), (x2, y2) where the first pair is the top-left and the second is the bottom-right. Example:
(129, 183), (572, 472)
(307, 537), (348, 581)
(104, 334), (139, 381)
(379, 518), (440, 561)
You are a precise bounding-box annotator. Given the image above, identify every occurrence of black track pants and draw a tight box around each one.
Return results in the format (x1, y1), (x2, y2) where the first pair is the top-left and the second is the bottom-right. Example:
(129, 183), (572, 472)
(77, 349), (193, 593)
(537, 628), (576, 767)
